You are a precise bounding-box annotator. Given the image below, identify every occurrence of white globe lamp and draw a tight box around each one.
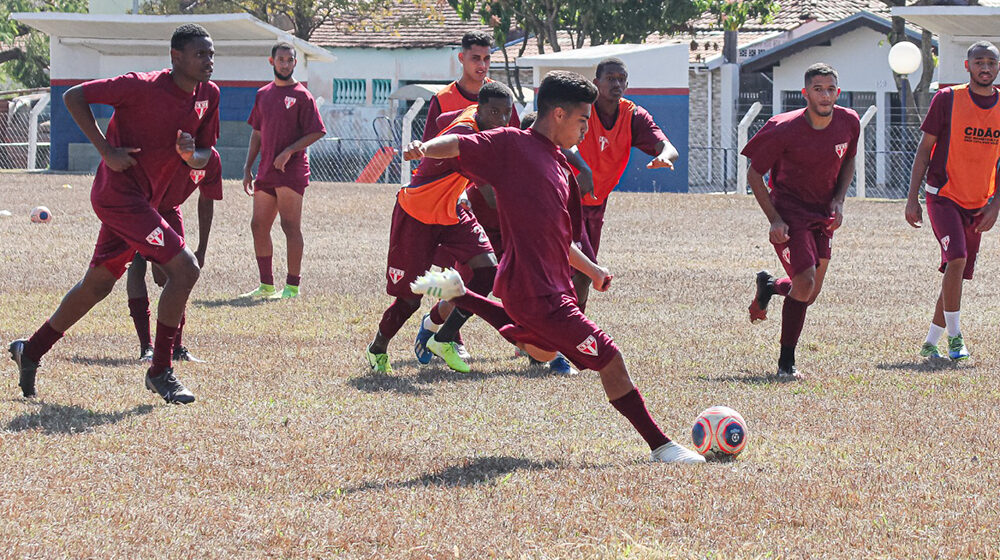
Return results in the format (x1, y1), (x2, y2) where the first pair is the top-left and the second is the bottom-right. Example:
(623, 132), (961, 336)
(888, 41), (921, 75)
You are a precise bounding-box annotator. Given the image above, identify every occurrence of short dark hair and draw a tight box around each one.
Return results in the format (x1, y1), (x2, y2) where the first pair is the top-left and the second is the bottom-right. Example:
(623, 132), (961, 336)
(478, 80), (513, 105)
(171, 24), (210, 51)
(596, 57), (627, 79)
(272, 42), (296, 58)
(804, 62), (838, 86)
(462, 31), (493, 50)
(519, 111), (537, 129)
(967, 40), (999, 59)
(536, 71), (598, 118)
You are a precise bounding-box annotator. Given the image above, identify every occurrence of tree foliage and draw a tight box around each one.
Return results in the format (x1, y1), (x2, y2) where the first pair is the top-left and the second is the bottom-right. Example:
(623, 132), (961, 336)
(0, 0), (87, 88)
(693, 0), (777, 32)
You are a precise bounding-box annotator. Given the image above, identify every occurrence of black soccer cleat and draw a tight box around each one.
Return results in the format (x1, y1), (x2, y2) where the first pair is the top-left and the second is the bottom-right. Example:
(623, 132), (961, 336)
(749, 270), (777, 324)
(172, 346), (205, 363)
(139, 345), (154, 362)
(776, 364), (804, 381)
(145, 367), (196, 404)
(9, 339), (39, 398)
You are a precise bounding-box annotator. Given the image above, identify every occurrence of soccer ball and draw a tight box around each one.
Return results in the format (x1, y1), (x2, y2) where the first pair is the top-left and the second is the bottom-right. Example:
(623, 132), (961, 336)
(692, 406), (748, 460)
(30, 206), (52, 224)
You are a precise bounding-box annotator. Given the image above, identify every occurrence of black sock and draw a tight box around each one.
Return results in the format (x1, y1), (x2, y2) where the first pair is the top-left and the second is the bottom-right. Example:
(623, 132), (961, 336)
(778, 344), (795, 370)
(435, 308), (472, 343)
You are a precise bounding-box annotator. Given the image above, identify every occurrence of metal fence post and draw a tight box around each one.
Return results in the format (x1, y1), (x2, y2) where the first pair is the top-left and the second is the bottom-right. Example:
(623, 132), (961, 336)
(855, 105), (877, 199)
(737, 102), (762, 195)
(27, 93), (50, 171)
(400, 98), (425, 186)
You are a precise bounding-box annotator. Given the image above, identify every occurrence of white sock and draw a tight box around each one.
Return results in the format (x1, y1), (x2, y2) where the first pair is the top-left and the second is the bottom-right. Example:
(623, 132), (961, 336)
(944, 310), (961, 338)
(925, 323), (945, 346)
(423, 313), (441, 333)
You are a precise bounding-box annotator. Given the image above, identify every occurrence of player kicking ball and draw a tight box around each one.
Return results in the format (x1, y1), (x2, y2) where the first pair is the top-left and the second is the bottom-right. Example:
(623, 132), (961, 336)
(744, 63), (860, 379)
(8, 24), (219, 403)
(905, 41), (1000, 361)
(404, 71), (703, 464)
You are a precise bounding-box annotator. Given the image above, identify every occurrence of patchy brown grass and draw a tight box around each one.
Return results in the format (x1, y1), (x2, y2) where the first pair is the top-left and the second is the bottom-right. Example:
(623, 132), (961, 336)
(1, 172), (999, 559)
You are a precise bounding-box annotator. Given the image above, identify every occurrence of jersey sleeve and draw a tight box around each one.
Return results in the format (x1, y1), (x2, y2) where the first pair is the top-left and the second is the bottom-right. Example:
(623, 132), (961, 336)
(741, 119), (784, 176)
(299, 92), (327, 136)
(195, 84), (220, 149)
(456, 128), (509, 187)
(197, 148), (224, 200)
(630, 106), (668, 156)
(421, 96), (443, 141)
(81, 72), (140, 108)
(844, 110), (861, 160)
(921, 89), (951, 138)
(247, 92), (263, 130)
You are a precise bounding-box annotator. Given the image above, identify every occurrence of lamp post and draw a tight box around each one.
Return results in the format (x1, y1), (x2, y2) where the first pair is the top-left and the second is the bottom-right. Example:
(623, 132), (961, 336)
(888, 41), (922, 123)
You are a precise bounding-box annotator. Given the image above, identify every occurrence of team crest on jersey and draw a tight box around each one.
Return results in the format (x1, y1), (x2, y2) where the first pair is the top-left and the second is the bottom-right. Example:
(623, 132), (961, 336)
(834, 142), (848, 158)
(189, 169), (205, 184)
(146, 227), (165, 247)
(941, 235), (951, 251)
(598, 136), (611, 152)
(388, 267), (405, 284)
(781, 247), (791, 264)
(194, 100), (209, 119)
(284, 96), (296, 109)
(576, 335), (598, 357)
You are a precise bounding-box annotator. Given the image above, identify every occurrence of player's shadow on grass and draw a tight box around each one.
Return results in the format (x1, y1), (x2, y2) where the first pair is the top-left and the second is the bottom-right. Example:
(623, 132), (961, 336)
(5, 403), (154, 435)
(875, 359), (964, 372)
(348, 361), (567, 395)
(191, 296), (270, 308)
(348, 371), (431, 395)
(700, 370), (786, 385)
(318, 456), (561, 498)
(68, 355), (141, 368)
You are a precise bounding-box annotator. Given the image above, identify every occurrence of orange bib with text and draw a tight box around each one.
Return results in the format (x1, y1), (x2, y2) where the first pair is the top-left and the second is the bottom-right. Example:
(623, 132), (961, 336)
(940, 84), (1000, 209)
(435, 78), (494, 114)
(577, 99), (636, 206)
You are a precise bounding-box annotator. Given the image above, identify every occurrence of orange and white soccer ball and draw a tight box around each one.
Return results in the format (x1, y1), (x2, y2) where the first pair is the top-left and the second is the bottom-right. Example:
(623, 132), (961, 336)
(30, 206), (52, 223)
(692, 406), (748, 460)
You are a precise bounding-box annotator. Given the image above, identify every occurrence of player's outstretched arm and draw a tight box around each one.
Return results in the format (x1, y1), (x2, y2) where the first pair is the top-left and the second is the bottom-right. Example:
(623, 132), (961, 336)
(194, 193), (214, 268)
(905, 132), (938, 229)
(828, 155), (855, 232)
(748, 166), (789, 244)
(569, 243), (612, 292)
(176, 130), (213, 169)
(243, 129), (262, 196)
(403, 135), (461, 161)
(647, 140), (679, 169)
(63, 85), (139, 172)
(274, 131), (326, 172)
(562, 147), (594, 197)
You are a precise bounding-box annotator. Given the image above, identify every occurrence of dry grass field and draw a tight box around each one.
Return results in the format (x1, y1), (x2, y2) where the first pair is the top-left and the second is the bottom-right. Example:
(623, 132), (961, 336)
(1, 171), (999, 559)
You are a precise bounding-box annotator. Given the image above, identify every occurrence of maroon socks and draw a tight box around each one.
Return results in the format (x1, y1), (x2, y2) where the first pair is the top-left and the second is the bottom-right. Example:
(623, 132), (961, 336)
(286, 274), (301, 287)
(610, 388), (671, 451)
(256, 256), (273, 286)
(128, 297), (151, 348)
(374, 298), (421, 350)
(774, 277), (792, 297)
(24, 321), (63, 363)
(150, 320), (178, 376)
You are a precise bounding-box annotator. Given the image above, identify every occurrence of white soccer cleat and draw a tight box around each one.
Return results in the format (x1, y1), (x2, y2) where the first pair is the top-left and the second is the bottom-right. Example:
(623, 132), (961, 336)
(650, 441), (706, 464)
(409, 267), (467, 300)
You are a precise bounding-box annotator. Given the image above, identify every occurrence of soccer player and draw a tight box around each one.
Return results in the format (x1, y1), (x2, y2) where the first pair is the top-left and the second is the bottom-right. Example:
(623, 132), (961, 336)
(905, 41), (1000, 361)
(744, 63), (860, 379)
(8, 24), (219, 403)
(365, 82), (516, 375)
(404, 70), (704, 464)
(572, 57), (678, 311)
(241, 42), (326, 300)
(127, 149), (222, 363)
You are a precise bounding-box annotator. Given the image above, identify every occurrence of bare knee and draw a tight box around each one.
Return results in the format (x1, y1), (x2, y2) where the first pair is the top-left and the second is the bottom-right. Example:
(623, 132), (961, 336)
(165, 252), (201, 289)
(279, 216), (302, 237)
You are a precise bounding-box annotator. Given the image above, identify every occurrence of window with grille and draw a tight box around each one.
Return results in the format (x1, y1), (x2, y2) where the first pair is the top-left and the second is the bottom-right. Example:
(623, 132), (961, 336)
(372, 79), (392, 105)
(333, 78), (366, 104)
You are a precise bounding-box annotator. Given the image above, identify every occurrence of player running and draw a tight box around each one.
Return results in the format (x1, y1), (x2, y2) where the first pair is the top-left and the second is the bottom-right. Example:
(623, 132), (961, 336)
(405, 70), (704, 464)
(241, 42), (326, 300)
(365, 81), (516, 374)
(572, 57), (679, 311)
(128, 149), (222, 363)
(744, 63), (860, 379)
(905, 41), (1000, 361)
(8, 24), (219, 403)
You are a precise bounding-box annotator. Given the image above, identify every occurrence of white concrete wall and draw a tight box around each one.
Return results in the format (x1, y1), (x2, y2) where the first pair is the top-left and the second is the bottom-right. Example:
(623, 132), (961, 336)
(937, 36), (983, 86)
(308, 46), (460, 102)
(528, 44), (689, 88)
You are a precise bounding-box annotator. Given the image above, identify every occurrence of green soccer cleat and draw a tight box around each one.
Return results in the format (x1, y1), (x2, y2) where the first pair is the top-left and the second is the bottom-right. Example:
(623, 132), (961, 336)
(269, 285), (299, 300)
(427, 337), (471, 373)
(240, 283), (276, 298)
(948, 334), (970, 361)
(365, 346), (392, 374)
(920, 342), (943, 359)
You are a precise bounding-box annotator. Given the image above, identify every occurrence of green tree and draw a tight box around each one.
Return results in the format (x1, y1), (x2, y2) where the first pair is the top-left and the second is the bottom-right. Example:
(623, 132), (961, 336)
(0, 0), (87, 88)
(693, 0), (778, 62)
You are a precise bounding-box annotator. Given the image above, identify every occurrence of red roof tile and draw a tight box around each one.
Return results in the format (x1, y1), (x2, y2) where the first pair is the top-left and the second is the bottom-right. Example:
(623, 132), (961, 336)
(310, 0), (493, 48)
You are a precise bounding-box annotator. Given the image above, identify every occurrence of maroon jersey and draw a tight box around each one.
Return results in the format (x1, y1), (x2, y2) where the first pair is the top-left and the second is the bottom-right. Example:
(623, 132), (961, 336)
(82, 70), (220, 208)
(248, 82), (326, 190)
(920, 87), (1000, 191)
(456, 128), (583, 302)
(741, 106), (860, 213)
(158, 148), (223, 210)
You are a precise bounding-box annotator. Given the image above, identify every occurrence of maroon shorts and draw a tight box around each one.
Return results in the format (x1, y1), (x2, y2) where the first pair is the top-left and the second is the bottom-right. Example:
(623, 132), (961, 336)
(773, 225), (832, 278)
(502, 291), (619, 371)
(255, 182), (307, 197)
(90, 192), (186, 279)
(580, 201), (607, 261)
(386, 202), (493, 299)
(927, 193), (982, 280)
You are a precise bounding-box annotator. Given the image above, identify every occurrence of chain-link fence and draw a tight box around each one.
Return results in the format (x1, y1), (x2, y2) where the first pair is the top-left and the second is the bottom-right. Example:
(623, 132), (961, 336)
(0, 91), (50, 171)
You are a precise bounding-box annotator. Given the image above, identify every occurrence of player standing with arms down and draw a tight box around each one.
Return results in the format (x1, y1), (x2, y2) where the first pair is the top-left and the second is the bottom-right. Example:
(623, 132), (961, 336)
(905, 41), (1000, 361)
(405, 71), (704, 463)
(744, 63), (860, 379)
(8, 24), (219, 403)
(241, 42), (326, 300)
(572, 58), (679, 311)
(127, 149), (223, 363)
